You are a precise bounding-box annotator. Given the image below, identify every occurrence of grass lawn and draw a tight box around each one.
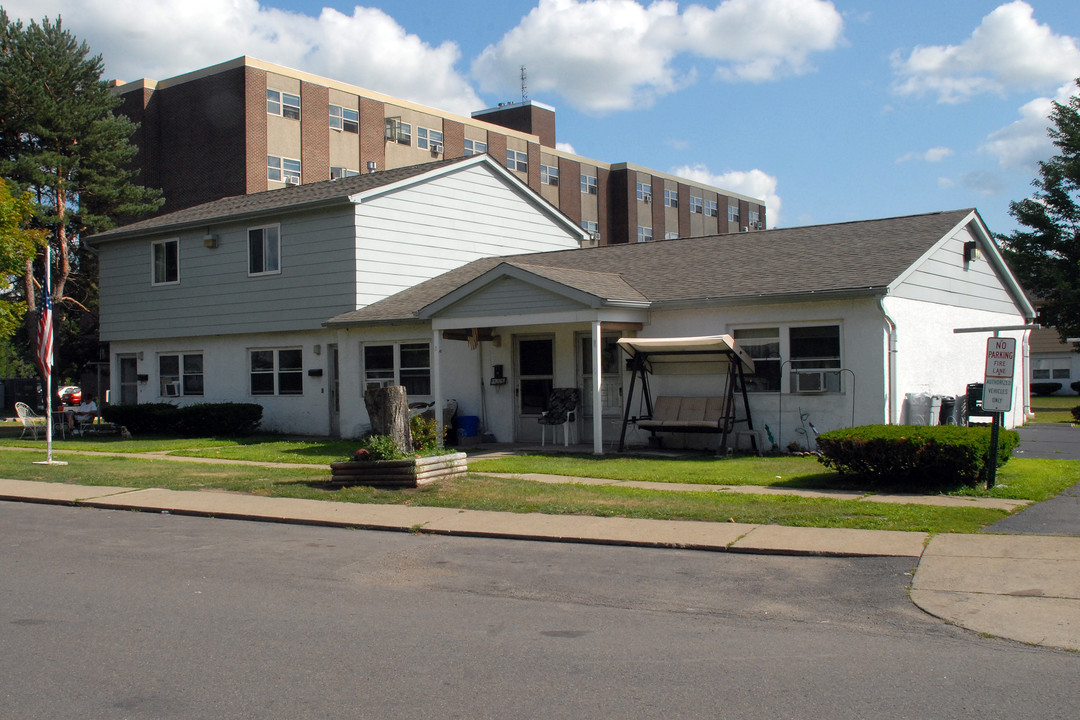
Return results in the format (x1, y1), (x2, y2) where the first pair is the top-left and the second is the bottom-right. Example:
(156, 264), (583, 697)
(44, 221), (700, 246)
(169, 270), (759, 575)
(1028, 394), (1080, 424)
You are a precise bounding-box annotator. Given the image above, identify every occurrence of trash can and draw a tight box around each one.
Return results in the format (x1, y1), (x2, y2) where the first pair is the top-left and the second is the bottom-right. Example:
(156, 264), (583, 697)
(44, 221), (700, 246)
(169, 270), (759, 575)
(966, 383), (984, 415)
(454, 415), (481, 446)
(904, 393), (932, 425)
(938, 396), (955, 425)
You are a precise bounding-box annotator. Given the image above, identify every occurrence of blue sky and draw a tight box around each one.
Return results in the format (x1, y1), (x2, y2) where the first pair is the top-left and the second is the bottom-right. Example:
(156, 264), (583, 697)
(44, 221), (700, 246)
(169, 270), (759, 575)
(5, 1), (1080, 232)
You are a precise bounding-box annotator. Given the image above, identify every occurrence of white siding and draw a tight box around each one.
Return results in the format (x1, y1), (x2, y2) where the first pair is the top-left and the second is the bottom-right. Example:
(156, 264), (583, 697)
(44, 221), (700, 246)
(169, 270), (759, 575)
(437, 277), (588, 319)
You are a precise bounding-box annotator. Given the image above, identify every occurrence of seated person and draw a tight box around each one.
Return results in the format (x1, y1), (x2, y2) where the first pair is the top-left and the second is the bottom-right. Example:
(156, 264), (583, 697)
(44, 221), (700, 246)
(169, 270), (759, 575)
(66, 398), (98, 432)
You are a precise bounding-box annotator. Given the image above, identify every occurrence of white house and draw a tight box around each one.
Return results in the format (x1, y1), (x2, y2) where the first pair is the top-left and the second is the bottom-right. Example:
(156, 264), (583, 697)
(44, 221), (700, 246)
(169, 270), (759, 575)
(325, 209), (1036, 452)
(89, 155), (588, 435)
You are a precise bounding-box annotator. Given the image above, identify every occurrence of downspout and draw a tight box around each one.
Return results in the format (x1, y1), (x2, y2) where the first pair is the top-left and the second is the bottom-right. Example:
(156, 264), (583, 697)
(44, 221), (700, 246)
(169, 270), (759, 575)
(1022, 327), (1033, 420)
(879, 294), (898, 425)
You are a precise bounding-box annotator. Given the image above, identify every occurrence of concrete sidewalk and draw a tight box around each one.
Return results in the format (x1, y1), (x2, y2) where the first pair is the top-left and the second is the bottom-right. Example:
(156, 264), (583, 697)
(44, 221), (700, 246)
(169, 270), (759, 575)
(0, 476), (1076, 651)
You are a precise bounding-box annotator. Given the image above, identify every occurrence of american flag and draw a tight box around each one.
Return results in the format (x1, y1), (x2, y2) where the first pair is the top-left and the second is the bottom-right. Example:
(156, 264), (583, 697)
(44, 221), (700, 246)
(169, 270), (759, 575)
(36, 288), (52, 378)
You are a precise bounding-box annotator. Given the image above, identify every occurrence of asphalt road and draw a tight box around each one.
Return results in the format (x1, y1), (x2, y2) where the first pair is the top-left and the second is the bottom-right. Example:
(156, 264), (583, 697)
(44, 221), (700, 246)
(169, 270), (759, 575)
(988, 422), (1080, 535)
(2, 502), (1077, 719)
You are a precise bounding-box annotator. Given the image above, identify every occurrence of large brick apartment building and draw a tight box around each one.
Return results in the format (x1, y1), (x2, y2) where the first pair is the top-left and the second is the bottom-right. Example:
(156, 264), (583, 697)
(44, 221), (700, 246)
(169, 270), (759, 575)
(114, 56), (766, 246)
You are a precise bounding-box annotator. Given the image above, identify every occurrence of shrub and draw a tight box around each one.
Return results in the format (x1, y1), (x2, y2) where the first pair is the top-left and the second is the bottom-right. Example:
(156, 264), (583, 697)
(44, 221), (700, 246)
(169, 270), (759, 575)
(353, 434), (406, 461)
(101, 402), (263, 436)
(102, 403), (178, 434)
(1072, 381), (1080, 394)
(410, 413), (445, 452)
(1072, 406), (1080, 422)
(816, 424), (1019, 491)
(1030, 382), (1063, 396)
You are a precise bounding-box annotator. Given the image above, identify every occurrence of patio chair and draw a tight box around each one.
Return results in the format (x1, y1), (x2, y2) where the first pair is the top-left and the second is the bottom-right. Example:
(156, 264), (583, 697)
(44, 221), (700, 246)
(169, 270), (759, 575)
(15, 402), (46, 440)
(538, 388), (579, 447)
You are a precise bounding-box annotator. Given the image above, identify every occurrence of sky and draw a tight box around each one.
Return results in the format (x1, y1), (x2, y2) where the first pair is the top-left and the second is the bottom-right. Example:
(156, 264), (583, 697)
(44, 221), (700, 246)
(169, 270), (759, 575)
(3, 0), (1079, 233)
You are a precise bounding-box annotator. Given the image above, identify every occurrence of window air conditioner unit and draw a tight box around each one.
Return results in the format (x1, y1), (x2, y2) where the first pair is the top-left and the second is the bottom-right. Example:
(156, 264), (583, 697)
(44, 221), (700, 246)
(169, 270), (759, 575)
(793, 370), (829, 393)
(285, 176), (300, 186)
(643, 195), (651, 203)
(589, 231), (601, 242)
(163, 382), (180, 397)
(430, 142), (443, 153)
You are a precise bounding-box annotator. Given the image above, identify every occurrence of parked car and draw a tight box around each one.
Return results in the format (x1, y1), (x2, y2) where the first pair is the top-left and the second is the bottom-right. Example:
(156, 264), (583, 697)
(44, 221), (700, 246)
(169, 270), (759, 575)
(58, 385), (82, 407)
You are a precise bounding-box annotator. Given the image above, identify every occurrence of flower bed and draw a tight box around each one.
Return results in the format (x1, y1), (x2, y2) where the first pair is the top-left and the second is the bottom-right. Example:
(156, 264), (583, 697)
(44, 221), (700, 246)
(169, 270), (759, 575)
(329, 452), (468, 488)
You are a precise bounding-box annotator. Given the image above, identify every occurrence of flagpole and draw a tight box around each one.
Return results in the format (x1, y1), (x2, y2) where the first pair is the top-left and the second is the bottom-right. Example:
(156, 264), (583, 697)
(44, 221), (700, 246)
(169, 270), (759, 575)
(34, 245), (66, 466)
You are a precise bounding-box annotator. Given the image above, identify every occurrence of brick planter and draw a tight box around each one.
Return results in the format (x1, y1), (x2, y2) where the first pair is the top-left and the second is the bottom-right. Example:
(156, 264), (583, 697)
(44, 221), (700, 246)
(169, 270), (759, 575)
(329, 452), (468, 488)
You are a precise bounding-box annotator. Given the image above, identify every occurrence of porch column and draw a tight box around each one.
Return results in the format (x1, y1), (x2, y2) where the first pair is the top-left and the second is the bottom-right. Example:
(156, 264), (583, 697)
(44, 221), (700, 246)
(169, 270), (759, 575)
(432, 329), (444, 443)
(592, 321), (603, 454)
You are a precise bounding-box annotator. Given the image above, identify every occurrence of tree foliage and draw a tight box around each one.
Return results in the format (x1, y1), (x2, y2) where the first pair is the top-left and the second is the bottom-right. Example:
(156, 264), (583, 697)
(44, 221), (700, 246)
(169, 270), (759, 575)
(1000, 78), (1080, 347)
(0, 181), (46, 337)
(0, 11), (162, 378)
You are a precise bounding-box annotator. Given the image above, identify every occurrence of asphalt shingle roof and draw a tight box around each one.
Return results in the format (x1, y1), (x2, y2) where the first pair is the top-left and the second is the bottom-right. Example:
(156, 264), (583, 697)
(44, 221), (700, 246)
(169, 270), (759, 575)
(326, 209), (977, 326)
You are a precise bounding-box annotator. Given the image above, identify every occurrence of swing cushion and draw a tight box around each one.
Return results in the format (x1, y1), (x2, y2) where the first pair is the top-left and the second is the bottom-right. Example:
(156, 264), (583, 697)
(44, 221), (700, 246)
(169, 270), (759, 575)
(637, 396), (730, 432)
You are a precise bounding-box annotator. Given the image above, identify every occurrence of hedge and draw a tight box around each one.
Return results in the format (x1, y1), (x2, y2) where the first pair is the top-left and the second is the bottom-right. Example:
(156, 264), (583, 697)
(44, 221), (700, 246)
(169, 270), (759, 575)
(816, 424), (1019, 491)
(1030, 382), (1063, 396)
(101, 402), (263, 436)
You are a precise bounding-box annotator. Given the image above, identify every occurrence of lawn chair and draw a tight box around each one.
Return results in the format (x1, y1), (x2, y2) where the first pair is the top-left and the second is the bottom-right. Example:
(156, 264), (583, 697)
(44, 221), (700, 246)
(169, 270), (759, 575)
(538, 388), (579, 446)
(15, 402), (46, 440)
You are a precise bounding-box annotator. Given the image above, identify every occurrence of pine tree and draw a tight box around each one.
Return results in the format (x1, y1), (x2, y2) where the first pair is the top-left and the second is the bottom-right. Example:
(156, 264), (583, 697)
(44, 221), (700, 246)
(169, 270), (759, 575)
(0, 11), (162, 378)
(1000, 78), (1080, 346)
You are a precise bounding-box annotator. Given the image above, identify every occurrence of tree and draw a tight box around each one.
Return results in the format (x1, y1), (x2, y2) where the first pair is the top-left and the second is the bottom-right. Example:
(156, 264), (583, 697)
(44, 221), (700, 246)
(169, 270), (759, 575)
(0, 11), (162, 378)
(1000, 78), (1080, 346)
(0, 181), (46, 338)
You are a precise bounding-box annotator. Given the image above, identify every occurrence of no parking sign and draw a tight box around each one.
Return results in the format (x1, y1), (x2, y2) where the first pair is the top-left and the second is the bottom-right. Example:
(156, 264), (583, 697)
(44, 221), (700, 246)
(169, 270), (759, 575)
(982, 338), (1016, 413)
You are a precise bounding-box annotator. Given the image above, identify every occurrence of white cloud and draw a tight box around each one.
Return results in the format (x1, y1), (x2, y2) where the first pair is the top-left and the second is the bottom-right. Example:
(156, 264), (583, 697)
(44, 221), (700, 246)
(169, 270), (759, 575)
(671, 164), (783, 226)
(897, 146), (954, 163)
(472, 0), (844, 114)
(892, 1), (1080, 103)
(982, 81), (1076, 171)
(0, 0), (485, 115)
(555, 141), (577, 154)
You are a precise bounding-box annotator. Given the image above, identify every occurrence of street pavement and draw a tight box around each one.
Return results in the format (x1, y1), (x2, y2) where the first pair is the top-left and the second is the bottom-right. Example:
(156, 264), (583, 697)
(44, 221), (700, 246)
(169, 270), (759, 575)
(1, 423), (1078, 651)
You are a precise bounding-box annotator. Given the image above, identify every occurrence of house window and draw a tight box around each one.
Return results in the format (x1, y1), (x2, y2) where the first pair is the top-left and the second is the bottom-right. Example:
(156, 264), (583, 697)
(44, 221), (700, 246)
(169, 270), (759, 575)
(664, 189), (678, 208)
(464, 139), (487, 156)
(249, 225), (280, 275)
(384, 118), (411, 145)
(506, 149), (528, 173)
(789, 325), (841, 392)
(159, 353), (204, 397)
(268, 155), (300, 183)
(541, 164), (559, 186)
(581, 174), (597, 194)
(363, 342), (431, 396)
(417, 127), (444, 151)
(329, 105), (359, 133)
(636, 182), (652, 202)
(151, 239), (179, 285)
(250, 348), (303, 396)
(330, 166), (359, 179)
(267, 90), (300, 120)
(705, 200), (719, 217)
(690, 196), (703, 214)
(728, 204), (740, 223)
(1032, 358), (1071, 380)
(637, 226), (653, 243)
(733, 328), (781, 392)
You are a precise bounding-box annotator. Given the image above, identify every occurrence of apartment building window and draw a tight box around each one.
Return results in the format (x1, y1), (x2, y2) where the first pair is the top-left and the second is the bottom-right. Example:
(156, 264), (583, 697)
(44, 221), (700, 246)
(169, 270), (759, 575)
(363, 342), (431, 396)
(248, 225), (281, 276)
(250, 349), (303, 396)
(385, 118), (411, 145)
(330, 167), (359, 179)
(580, 174), (597, 194)
(464, 139), (487, 156)
(690, 196), (703, 214)
(637, 226), (653, 243)
(267, 155), (300, 183)
(506, 149), (528, 173)
(749, 210), (761, 228)
(329, 105), (359, 133)
(665, 231), (679, 240)
(581, 220), (599, 241)
(705, 199), (719, 217)
(267, 90), (300, 120)
(159, 353), (203, 397)
(151, 238), (179, 286)
(728, 204), (740, 223)
(664, 189), (678, 208)
(540, 164), (559, 186)
(636, 182), (652, 202)
(417, 127), (444, 151)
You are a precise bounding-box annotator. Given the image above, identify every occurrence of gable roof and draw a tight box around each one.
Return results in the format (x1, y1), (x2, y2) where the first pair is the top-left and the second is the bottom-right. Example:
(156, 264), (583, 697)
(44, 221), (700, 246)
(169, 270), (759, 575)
(89, 154), (580, 243)
(326, 209), (1033, 326)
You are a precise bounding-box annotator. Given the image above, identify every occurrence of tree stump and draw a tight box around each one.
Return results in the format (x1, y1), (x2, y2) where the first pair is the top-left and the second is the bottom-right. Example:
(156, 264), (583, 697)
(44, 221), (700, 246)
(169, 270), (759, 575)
(364, 385), (413, 455)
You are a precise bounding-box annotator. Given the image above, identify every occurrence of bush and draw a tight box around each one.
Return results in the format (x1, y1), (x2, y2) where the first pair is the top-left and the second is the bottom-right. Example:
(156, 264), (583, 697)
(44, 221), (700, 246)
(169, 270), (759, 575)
(816, 424), (1019, 491)
(101, 402), (262, 436)
(410, 413), (445, 452)
(1031, 382), (1063, 396)
(1072, 381), (1080, 394)
(1072, 406), (1080, 422)
(353, 434), (407, 461)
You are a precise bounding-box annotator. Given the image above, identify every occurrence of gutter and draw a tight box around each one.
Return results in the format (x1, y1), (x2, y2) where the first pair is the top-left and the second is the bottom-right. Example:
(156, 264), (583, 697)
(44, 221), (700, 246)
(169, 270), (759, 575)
(651, 286), (888, 312)
(879, 292), (898, 425)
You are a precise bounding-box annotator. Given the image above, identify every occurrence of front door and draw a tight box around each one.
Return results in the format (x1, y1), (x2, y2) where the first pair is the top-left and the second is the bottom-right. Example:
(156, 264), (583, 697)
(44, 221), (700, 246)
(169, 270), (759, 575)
(515, 335), (553, 441)
(327, 344), (340, 437)
(118, 355), (138, 405)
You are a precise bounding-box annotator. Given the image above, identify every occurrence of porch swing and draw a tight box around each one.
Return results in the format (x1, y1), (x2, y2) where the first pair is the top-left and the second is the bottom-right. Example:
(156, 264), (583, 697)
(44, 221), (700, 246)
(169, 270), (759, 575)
(616, 335), (758, 453)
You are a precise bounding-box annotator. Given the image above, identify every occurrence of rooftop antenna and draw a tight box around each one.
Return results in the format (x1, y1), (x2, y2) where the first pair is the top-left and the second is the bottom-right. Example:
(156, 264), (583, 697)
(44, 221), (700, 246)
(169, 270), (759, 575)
(520, 65), (528, 103)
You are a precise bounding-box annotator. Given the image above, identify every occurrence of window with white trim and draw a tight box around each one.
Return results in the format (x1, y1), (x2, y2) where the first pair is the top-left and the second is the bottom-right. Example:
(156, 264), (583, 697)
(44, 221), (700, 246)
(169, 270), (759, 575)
(580, 174), (597, 194)
(152, 239), (179, 285)
(705, 199), (719, 217)
(330, 166), (359, 179)
(664, 189), (678, 208)
(733, 325), (842, 393)
(749, 210), (761, 228)
(159, 353), (203, 397)
(267, 90), (300, 120)
(581, 220), (599, 242)
(733, 328), (780, 392)
(636, 182), (652, 202)
(248, 225), (280, 276)
(268, 155), (300, 183)
(417, 127), (444, 151)
(636, 226), (653, 243)
(1032, 358), (1071, 380)
(464, 138), (487, 156)
(690, 196), (703, 214)
(540, 164), (559, 185)
(728, 204), (740, 223)
(664, 231), (678, 240)
(506, 149), (528, 173)
(384, 118), (411, 145)
(250, 348), (303, 396)
(363, 342), (431, 396)
(329, 105), (358, 133)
